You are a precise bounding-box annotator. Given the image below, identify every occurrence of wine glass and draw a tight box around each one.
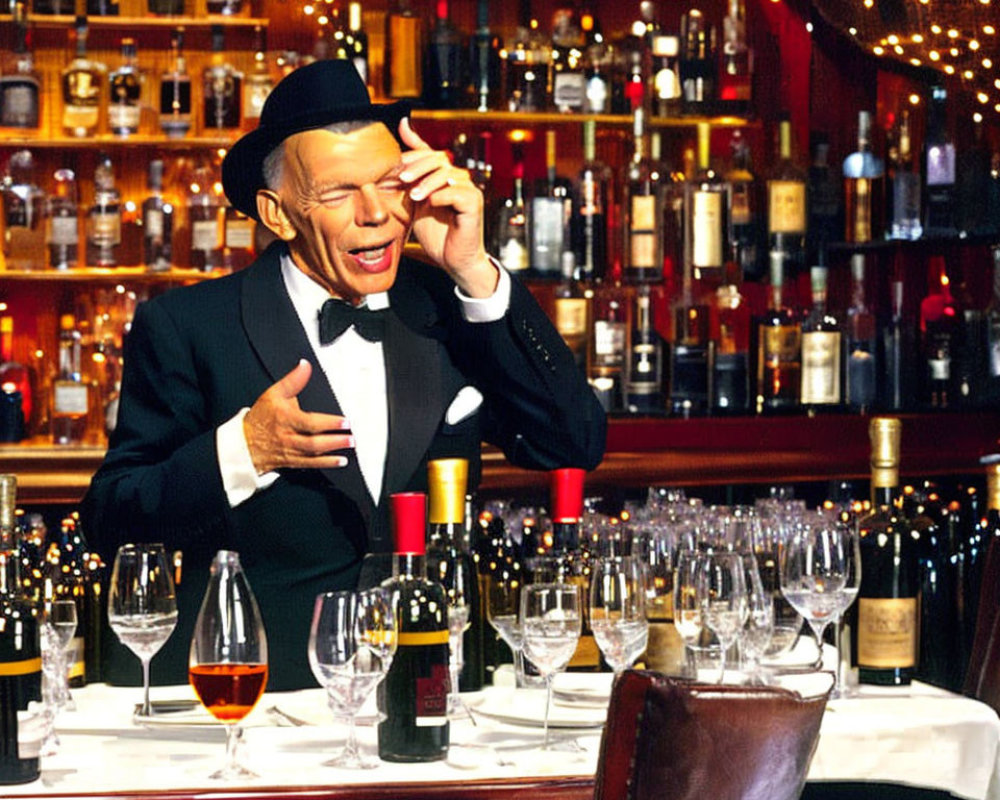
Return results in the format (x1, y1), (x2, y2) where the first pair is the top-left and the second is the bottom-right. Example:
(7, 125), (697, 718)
(737, 552), (774, 684)
(520, 582), (581, 750)
(780, 513), (848, 671)
(831, 522), (862, 697)
(486, 564), (527, 685)
(672, 549), (704, 677)
(47, 598), (78, 711)
(189, 550), (268, 781)
(429, 548), (476, 718)
(107, 543), (179, 719)
(308, 588), (396, 769)
(697, 552), (748, 683)
(588, 555), (649, 673)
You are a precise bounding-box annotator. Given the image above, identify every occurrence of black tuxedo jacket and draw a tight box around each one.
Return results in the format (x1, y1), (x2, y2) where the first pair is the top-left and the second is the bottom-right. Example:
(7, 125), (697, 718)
(82, 243), (606, 690)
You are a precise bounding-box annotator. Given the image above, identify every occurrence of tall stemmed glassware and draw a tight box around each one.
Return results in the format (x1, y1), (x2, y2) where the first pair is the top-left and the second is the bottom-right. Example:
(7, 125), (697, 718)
(832, 522), (862, 697)
(434, 553), (474, 718)
(308, 588), (396, 769)
(697, 552), (748, 683)
(673, 549), (704, 677)
(780, 513), (848, 669)
(107, 543), (178, 719)
(486, 565), (525, 683)
(189, 550), (268, 781)
(738, 552), (774, 684)
(588, 556), (648, 673)
(520, 583), (581, 750)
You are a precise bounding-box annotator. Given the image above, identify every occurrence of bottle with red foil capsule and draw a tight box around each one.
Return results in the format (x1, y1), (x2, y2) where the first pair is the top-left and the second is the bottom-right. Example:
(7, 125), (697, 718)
(378, 492), (450, 762)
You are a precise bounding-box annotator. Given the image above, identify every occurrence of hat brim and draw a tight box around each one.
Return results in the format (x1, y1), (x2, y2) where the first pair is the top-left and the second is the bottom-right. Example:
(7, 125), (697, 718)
(222, 100), (411, 222)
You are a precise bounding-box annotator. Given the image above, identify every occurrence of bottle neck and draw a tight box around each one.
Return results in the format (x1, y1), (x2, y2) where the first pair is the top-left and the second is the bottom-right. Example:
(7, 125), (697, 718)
(870, 484), (897, 508)
(392, 552), (427, 579)
(0, 547), (19, 597)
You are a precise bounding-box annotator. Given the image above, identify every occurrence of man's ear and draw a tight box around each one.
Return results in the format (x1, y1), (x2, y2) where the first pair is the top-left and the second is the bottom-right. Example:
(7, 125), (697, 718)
(256, 190), (296, 241)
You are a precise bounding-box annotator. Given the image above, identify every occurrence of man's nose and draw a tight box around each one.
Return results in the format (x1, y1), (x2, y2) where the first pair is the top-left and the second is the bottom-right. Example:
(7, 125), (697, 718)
(356, 184), (388, 226)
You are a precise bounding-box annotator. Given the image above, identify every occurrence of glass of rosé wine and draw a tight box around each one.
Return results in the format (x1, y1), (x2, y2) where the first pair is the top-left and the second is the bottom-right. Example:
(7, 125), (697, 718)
(189, 550), (268, 780)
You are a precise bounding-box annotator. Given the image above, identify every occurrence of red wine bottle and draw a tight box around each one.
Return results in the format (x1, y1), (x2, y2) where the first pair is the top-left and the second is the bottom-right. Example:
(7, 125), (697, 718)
(378, 492), (450, 762)
(0, 474), (42, 785)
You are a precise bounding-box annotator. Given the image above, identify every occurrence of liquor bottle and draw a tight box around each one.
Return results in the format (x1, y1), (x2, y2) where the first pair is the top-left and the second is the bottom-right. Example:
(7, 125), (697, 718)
(223, 200), (255, 270)
(888, 109), (922, 240)
(61, 17), (105, 138)
(469, 0), (501, 111)
(727, 128), (760, 281)
(845, 253), (877, 412)
(86, 155), (121, 268)
(52, 314), (89, 445)
(684, 122), (728, 282)
(384, 0), (423, 100)
(799, 263), (841, 412)
(712, 259), (750, 414)
(422, 0), (465, 109)
(378, 492), (449, 762)
(107, 38), (142, 137)
(588, 272), (628, 413)
(572, 120), (610, 283)
(47, 168), (79, 271)
(188, 166), (224, 271)
(242, 26), (273, 128)
(495, 135), (528, 275)
(142, 160), (172, 272)
(719, 0), (752, 113)
(583, 38), (612, 114)
(159, 27), (192, 138)
(0, 474), (42, 785)
(202, 25), (243, 131)
(919, 256), (960, 408)
(624, 107), (662, 285)
(923, 85), (957, 236)
(504, 0), (549, 112)
(754, 249), (801, 414)
(669, 281), (710, 418)
(550, 7), (586, 113)
(345, 3), (369, 86)
(806, 131), (841, 268)
(767, 117), (807, 281)
(0, 315), (32, 438)
(553, 252), (590, 372)
(650, 34), (681, 117)
(679, 8), (716, 112)
(426, 459), (484, 693)
(985, 245), (1000, 407)
(0, 0), (41, 130)
(625, 284), (665, 414)
(879, 261), (917, 411)
(843, 111), (885, 243)
(1, 150), (46, 270)
(147, 0), (182, 15)
(529, 130), (572, 279)
(855, 417), (919, 686)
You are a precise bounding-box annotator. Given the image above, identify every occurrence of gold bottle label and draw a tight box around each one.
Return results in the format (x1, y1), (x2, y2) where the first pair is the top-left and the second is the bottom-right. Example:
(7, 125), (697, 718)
(691, 190), (723, 269)
(768, 180), (806, 234)
(988, 463), (1000, 511)
(554, 297), (588, 338)
(851, 178), (872, 242)
(800, 330), (842, 404)
(762, 325), (801, 364)
(857, 596), (917, 668)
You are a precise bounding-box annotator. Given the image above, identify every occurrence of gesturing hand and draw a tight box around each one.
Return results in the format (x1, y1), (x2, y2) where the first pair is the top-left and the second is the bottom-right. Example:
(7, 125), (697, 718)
(397, 118), (498, 299)
(243, 359), (354, 475)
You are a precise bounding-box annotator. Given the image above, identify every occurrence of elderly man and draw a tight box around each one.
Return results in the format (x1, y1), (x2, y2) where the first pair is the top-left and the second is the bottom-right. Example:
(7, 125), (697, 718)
(82, 60), (606, 690)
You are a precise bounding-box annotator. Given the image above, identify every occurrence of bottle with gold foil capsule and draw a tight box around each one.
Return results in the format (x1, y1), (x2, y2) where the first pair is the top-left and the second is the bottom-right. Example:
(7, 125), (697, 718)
(624, 107), (662, 285)
(0, 474), (42, 785)
(426, 459), (484, 693)
(843, 110), (885, 244)
(61, 16), (106, 138)
(767, 116), (807, 280)
(754, 248), (801, 414)
(853, 417), (919, 686)
(684, 122), (728, 284)
(799, 261), (842, 412)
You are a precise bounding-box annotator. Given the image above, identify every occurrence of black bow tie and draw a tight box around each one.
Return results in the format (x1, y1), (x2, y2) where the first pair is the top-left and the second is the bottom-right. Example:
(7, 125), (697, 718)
(318, 299), (387, 344)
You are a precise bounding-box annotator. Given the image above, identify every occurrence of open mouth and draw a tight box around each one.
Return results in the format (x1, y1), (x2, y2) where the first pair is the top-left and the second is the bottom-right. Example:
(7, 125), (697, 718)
(347, 240), (394, 273)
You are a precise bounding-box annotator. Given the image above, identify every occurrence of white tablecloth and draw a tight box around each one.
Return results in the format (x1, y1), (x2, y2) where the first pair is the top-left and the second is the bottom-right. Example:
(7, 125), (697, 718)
(6, 675), (1000, 799)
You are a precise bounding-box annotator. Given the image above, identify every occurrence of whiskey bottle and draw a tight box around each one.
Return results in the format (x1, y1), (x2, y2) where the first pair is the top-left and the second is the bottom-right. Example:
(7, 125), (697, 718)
(422, 0), (465, 109)
(242, 26), (273, 128)
(0, 0), (41, 129)
(843, 111), (885, 243)
(384, 0), (423, 100)
(529, 130), (572, 279)
(589, 273), (628, 413)
(754, 249), (801, 414)
(188, 166), (224, 270)
(625, 285), (665, 414)
(61, 16), (106, 138)
(108, 38), (142, 137)
(0, 150), (46, 270)
(767, 117), (807, 281)
(52, 314), (89, 445)
(553, 253), (591, 372)
(202, 25), (243, 131)
(844, 253), (877, 412)
(799, 262), (842, 411)
(223, 201), (255, 270)
(712, 259), (750, 413)
(46, 168), (79, 271)
(922, 85), (957, 236)
(159, 27), (191, 138)
(919, 256), (960, 408)
(86, 155), (121, 268)
(624, 107), (662, 285)
(142, 160), (172, 272)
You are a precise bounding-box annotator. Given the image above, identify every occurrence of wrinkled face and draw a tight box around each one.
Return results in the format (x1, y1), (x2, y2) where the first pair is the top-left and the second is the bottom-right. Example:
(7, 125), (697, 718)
(269, 124), (413, 304)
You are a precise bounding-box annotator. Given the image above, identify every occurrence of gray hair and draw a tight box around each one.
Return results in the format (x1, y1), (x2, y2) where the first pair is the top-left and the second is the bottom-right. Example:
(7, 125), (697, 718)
(261, 120), (381, 192)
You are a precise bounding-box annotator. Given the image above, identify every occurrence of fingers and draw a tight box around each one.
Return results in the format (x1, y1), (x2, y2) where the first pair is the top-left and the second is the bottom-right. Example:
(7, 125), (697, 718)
(274, 358), (313, 400)
(398, 116), (428, 150)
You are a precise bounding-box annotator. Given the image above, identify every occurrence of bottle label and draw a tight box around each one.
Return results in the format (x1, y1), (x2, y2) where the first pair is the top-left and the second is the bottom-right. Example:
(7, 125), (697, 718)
(849, 178), (872, 242)
(225, 218), (255, 249)
(730, 185), (751, 226)
(244, 81), (271, 120)
(928, 356), (950, 380)
(88, 212), (121, 246)
(629, 231), (657, 270)
(630, 195), (657, 233)
(594, 320), (626, 361)
(990, 320), (1000, 377)
(48, 216), (78, 246)
(585, 75), (608, 113)
(0, 81), (39, 127)
(192, 219), (220, 252)
(499, 237), (528, 272)
(926, 143), (956, 186)
(53, 381), (89, 416)
(761, 325), (800, 364)
(627, 343), (662, 394)
(554, 297), (588, 338)
(800, 331), (842, 404)
(108, 104), (141, 131)
(145, 209), (164, 238)
(768, 180), (807, 234)
(654, 67), (679, 101)
(857, 596), (917, 668)
(553, 72), (585, 111)
(691, 191), (723, 269)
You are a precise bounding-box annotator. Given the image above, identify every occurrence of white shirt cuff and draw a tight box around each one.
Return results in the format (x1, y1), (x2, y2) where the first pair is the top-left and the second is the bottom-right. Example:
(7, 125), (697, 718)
(455, 256), (511, 323)
(217, 408), (280, 508)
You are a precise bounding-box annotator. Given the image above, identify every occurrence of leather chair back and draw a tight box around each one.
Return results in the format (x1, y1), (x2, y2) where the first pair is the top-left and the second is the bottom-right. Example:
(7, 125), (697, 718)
(964, 533), (1000, 714)
(593, 671), (828, 800)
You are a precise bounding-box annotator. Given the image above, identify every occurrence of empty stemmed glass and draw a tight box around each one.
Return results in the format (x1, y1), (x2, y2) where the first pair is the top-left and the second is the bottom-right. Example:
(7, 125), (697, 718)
(520, 583), (581, 750)
(38, 599), (77, 755)
(831, 522), (862, 697)
(672, 549), (704, 677)
(780, 513), (849, 673)
(107, 543), (178, 719)
(189, 550), (268, 780)
(47, 598), (78, 710)
(486, 564), (526, 684)
(737, 552), (774, 684)
(697, 552), (748, 683)
(308, 588), (396, 769)
(588, 555), (649, 674)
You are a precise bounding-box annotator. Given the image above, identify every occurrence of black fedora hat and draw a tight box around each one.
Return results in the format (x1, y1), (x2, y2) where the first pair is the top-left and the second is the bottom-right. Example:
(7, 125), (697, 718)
(222, 60), (409, 221)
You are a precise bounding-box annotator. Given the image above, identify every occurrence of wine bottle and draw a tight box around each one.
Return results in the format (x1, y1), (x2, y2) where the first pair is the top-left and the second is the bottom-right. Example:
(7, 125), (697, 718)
(625, 284), (665, 414)
(624, 107), (662, 285)
(496, 135), (529, 274)
(879, 258), (917, 411)
(0, 474), (42, 785)
(855, 417), (919, 686)
(966, 454), (1000, 699)
(550, 7), (586, 113)
(384, 0), (423, 100)
(845, 253), (877, 413)
(799, 262), (842, 412)
(650, 34), (681, 117)
(572, 119), (610, 282)
(712, 259), (750, 414)
(923, 85), (957, 236)
(727, 128), (760, 281)
(378, 492), (449, 762)
(189, 164), (224, 271)
(684, 122), (728, 282)
(503, 0), (549, 112)
(679, 8), (716, 112)
(553, 252), (590, 372)
(919, 256), (961, 409)
(529, 130), (572, 279)
(806, 131), (841, 267)
(888, 109), (922, 240)
(588, 270), (628, 414)
(767, 117), (807, 281)
(345, 2), (369, 86)
(0, 0), (41, 130)
(426, 459), (484, 693)
(843, 110), (885, 243)
(142, 160), (173, 272)
(754, 249), (801, 414)
(0, 315), (33, 437)
(52, 313), (90, 445)
(422, 0), (465, 109)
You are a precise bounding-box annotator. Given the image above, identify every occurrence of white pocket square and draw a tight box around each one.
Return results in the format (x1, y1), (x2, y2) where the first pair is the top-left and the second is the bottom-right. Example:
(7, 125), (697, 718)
(445, 386), (484, 426)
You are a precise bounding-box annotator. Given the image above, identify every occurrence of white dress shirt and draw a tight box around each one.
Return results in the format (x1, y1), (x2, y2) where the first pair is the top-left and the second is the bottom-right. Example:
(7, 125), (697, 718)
(216, 252), (511, 507)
